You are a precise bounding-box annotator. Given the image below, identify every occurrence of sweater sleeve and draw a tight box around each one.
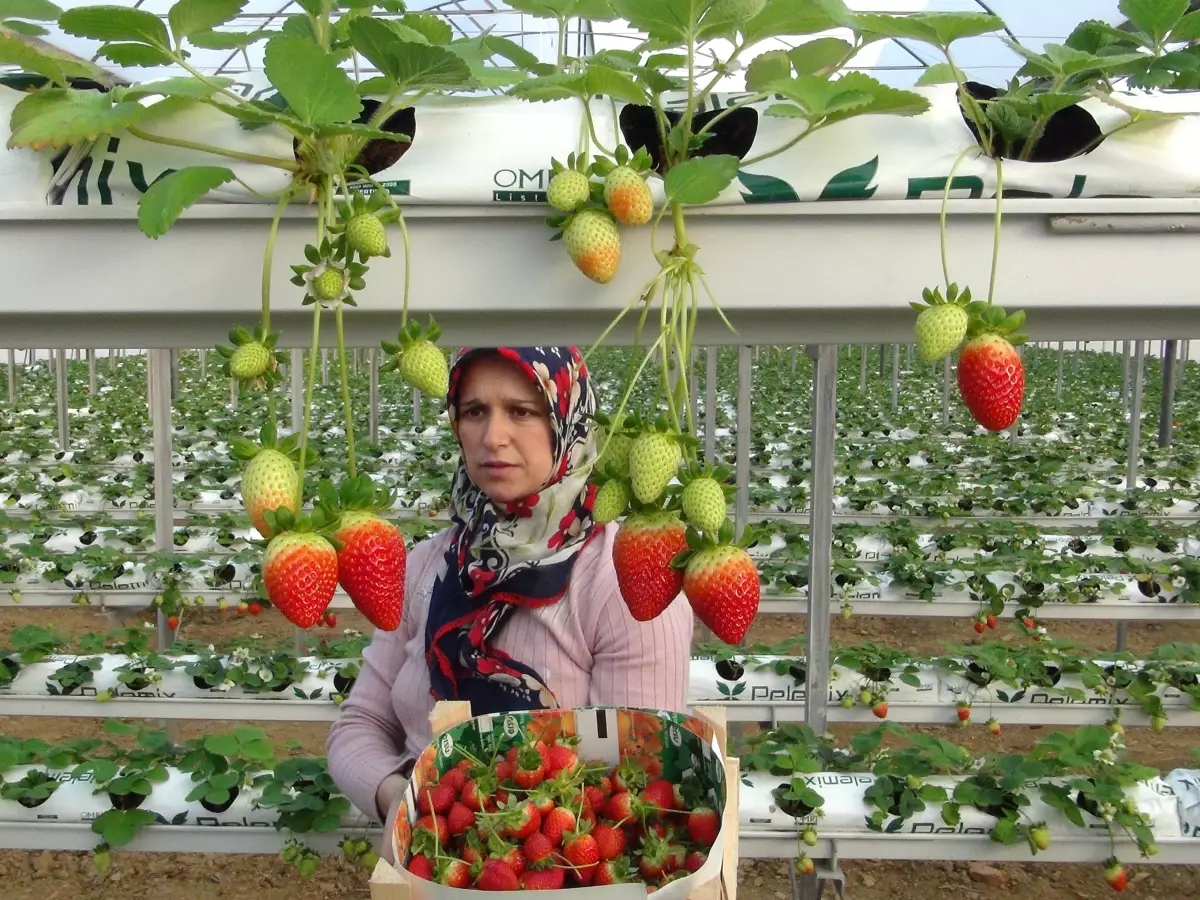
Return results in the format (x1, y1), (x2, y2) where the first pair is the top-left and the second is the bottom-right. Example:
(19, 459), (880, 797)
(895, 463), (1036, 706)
(325, 532), (445, 821)
(581, 525), (693, 713)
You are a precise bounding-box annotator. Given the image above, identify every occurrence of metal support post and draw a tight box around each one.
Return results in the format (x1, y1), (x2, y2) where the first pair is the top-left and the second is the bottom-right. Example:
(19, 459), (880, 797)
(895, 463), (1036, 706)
(859, 344), (867, 391)
(688, 347), (698, 434)
(1121, 340), (1131, 414)
(942, 356), (952, 427)
(704, 348), (717, 463)
(734, 346), (751, 536)
(1127, 340), (1144, 494)
(877, 343), (885, 377)
(1055, 342), (1064, 401)
(148, 350), (175, 651)
(1158, 340), (1177, 449)
(55, 348), (69, 451)
(199, 348), (207, 380)
(6, 349), (15, 404)
(413, 388), (422, 428)
(87, 349), (96, 400)
(291, 349), (304, 434)
(169, 348), (179, 399)
(322, 349), (328, 385)
(890, 344), (900, 413)
(369, 348), (380, 444)
(230, 378), (238, 410)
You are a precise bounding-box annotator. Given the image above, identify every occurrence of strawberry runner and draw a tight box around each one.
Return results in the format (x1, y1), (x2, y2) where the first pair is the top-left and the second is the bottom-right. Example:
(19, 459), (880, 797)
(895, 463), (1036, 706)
(424, 346), (600, 715)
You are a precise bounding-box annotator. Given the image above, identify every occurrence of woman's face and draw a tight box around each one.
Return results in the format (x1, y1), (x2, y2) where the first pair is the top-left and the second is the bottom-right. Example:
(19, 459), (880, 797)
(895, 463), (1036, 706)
(454, 355), (556, 504)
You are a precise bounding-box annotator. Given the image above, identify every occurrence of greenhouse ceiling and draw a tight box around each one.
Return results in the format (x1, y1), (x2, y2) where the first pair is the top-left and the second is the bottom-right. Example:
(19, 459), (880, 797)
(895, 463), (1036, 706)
(0, 1), (1158, 90)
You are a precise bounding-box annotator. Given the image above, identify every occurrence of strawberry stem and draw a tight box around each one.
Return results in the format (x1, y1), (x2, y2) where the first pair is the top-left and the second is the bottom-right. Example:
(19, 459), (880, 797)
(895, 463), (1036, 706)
(334, 302), (357, 478)
(261, 190), (292, 434)
(986, 156), (1004, 307)
(126, 126), (298, 172)
(297, 178), (333, 501)
(353, 171), (412, 330)
(939, 145), (975, 290)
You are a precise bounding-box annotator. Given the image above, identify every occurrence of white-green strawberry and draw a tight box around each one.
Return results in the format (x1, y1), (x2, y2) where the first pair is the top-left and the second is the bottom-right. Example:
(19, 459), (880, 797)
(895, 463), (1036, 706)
(346, 213), (389, 258)
(915, 304), (969, 363)
(547, 170), (590, 212)
(230, 342), (271, 380)
(400, 341), (449, 398)
(312, 264), (347, 303)
(682, 477), (726, 533)
(627, 432), (681, 504)
(593, 479), (630, 524)
(598, 429), (634, 477)
(563, 209), (621, 284)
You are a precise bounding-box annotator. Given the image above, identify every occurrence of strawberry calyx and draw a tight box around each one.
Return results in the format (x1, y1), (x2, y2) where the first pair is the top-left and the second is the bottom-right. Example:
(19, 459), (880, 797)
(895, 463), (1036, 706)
(589, 144), (654, 179)
(289, 235), (369, 308)
(380, 315), (442, 372)
(216, 321), (287, 388)
(910, 281), (971, 313)
(963, 301), (1028, 345)
(669, 518), (762, 571)
(326, 187), (400, 262)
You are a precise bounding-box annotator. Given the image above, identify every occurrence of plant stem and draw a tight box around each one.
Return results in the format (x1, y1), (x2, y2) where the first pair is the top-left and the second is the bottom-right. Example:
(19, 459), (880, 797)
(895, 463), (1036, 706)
(334, 302), (357, 478)
(658, 282), (680, 430)
(943, 46), (994, 158)
(583, 101), (615, 158)
(939, 145), (975, 289)
(353, 170), (412, 329)
(986, 157), (1003, 307)
(594, 333), (668, 466)
(127, 127), (298, 171)
(741, 120), (829, 168)
(297, 179), (333, 501)
(261, 189), (292, 433)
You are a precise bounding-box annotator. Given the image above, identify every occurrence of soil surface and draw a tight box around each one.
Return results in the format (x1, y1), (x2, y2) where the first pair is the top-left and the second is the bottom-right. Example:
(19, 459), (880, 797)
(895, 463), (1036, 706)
(2, 607), (1198, 900)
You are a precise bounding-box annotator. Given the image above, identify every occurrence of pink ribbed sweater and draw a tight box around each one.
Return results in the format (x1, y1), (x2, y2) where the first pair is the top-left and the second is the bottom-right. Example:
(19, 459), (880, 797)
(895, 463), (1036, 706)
(325, 522), (694, 820)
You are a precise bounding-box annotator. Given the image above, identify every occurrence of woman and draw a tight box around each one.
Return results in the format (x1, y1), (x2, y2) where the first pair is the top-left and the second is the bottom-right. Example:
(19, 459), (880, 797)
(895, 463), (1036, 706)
(326, 346), (693, 857)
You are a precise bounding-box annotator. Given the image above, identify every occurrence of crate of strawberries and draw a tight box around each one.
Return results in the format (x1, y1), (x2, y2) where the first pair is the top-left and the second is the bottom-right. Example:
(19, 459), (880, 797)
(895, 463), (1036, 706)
(382, 702), (736, 898)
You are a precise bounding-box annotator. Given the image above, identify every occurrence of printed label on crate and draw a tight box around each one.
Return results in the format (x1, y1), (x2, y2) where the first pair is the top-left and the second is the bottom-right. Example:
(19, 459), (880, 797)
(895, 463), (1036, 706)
(689, 658), (936, 705)
(1164, 769), (1200, 838)
(392, 707), (727, 900)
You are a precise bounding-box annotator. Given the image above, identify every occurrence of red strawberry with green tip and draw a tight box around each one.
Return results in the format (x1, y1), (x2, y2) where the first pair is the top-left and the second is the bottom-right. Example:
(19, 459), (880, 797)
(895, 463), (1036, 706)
(613, 511), (688, 622)
(562, 827), (600, 884)
(593, 856), (633, 885)
(956, 303), (1027, 432)
(262, 514), (339, 629)
(681, 541), (760, 645)
(329, 476), (406, 631)
(541, 805), (577, 847)
(436, 858), (472, 888)
(687, 805), (720, 849)
(514, 744), (547, 790)
(1104, 858), (1127, 892)
(406, 853), (434, 880)
(521, 867), (566, 890)
(476, 858), (520, 891)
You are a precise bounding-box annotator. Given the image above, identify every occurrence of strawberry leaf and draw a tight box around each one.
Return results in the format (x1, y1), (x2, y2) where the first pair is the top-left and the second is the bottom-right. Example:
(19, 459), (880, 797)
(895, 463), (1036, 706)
(664, 155), (741, 206)
(0, 33), (94, 86)
(6, 88), (148, 151)
(168, 0), (247, 42)
(137, 166), (237, 239)
(263, 34), (362, 128)
(346, 20), (472, 92)
(59, 5), (170, 49)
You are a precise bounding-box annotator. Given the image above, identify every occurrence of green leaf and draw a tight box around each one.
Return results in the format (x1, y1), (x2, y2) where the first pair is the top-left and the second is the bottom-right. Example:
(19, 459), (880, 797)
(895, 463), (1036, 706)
(137, 165), (236, 239)
(744, 49), (792, 92)
(0, 19), (47, 34)
(508, 72), (586, 102)
(125, 75), (234, 101)
(480, 34), (541, 71)
(787, 37), (851, 76)
(168, 0), (246, 42)
(396, 12), (449, 45)
(6, 88), (147, 150)
(740, 0), (841, 46)
(664, 154), (740, 205)
(0, 33), (91, 85)
(98, 42), (175, 66)
(824, 72), (929, 123)
(852, 11), (1002, 47)
(584, 63), (647, 102)
(608, 0), (717, 44)
(0, 0), (61, 21)
(187, 28), (267, 49)
(203, 733), (239, 757)
(347, 20), (471, 91)
(501, 0), (574, 17)
(263, 34), (361, 127)
(1120, 0), (1188, 44)
(915, 62), (958, 85)
(1170, 10), (1200, 42)
(59, 5), (170, 50)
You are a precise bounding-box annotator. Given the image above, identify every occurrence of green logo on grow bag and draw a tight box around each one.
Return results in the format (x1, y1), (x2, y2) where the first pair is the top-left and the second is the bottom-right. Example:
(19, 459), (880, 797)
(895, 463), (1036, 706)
(737, 171), (800, 204)
(820, 157), (879, 200)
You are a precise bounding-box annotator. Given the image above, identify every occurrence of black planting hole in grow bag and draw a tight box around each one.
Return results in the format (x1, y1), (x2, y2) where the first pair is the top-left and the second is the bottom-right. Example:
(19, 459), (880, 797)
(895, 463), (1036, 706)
(618, 105), (759, 175)
(292, 101), (416, 176)
(109, 790), (147, 811)
(1137, 579), (1161, 597)
(199, 786), (240, 814)
(0, 656), (20, 680)
(714, 659), (744, 681)
(214, 564), (236, 584)
(333, 672), (357, 695)
(771, 784), (816, 819)
(79, 530), (97, 546)
(958, 82), (1103, 164)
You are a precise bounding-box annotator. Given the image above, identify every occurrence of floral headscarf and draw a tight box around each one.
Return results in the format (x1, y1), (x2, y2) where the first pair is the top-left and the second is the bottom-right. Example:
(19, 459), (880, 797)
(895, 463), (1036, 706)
(424, 346), (599, 715)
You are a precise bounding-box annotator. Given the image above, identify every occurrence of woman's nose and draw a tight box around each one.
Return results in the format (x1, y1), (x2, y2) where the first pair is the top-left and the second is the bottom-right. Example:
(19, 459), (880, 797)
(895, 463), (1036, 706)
(482, 413), (509, 448)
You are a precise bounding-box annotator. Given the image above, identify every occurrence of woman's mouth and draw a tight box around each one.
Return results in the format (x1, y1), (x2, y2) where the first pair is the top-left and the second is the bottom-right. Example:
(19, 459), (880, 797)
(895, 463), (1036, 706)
(482, 461), (515, 470)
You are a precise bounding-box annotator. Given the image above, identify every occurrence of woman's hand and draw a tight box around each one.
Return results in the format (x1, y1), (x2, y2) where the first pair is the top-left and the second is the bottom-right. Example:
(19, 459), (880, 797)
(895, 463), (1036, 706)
(375, 771), (410, 864)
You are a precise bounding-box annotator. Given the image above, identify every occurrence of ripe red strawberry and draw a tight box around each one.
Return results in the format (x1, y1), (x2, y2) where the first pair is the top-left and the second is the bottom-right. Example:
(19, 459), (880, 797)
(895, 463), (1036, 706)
(562, 829), (600, 884)
(462, 835), (485, 867)
(957, 332), (1025, 432)
(591, 822), (627, 860)
(541, 806), (577, 847)
(448, 802), (477, 835)
(262, 531), (338, 628)
(593, 857), (632, 886)
(973, 620), (986, 634)
(461, 778), (488, 812)
(476, 858), (520, 891)
(956, 703), (971, 723)
(495, 843), (526, 876)
(414, 813), (449, 846)
(406, 853), (434, 880)
(638, 834), (670, 880)
(682, 543), (760, 644)
(436, 858), (472, 888)
(583, 783), (608, 814)
(986, 614), (998, 629)
(417, 782), (456, 816)
(684, 850), (707, 873)
(495, 759), (514, 783)
(520, 867), (565, 890)
(872, 700), (888, 719)
(601, 790), (637, 824)
(247, 601), (262, 616)
(664, 843), (687, 873)
(514, 744), (547, 790)
(332, 510), (405, 631)
(641, 780), (676, 815)
(502, 800), (542, 841)
(440, 766), (467, 794)
(522, 830), (555, 866)
(546, 743), (578, 776)
(687, 805), (720, 849)
(612, 512), (688, 621)
(1104, 858), (1127, 892)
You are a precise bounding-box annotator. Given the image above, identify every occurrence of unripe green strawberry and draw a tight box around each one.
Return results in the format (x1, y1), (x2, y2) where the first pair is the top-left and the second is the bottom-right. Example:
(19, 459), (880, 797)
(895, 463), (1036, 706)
(597, 430), (634, 477)
(230, 341), (271, 380)
(564, 209), (621, 284)
(242, 448), (298, 539)
(627, 432), (681, 503)
(400, 340), (449, 397)
(915, 304), (968, 363)
(593, 479), (629, 524)
(603, 166), (652, 226)
(263, 531), (338, 629)
(681, 477), (726, 533)
(683, 544), (759, 644)
(312, 265), (347, 303)
(346, 213), (389, 257)
(547, 170), (591, 212)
